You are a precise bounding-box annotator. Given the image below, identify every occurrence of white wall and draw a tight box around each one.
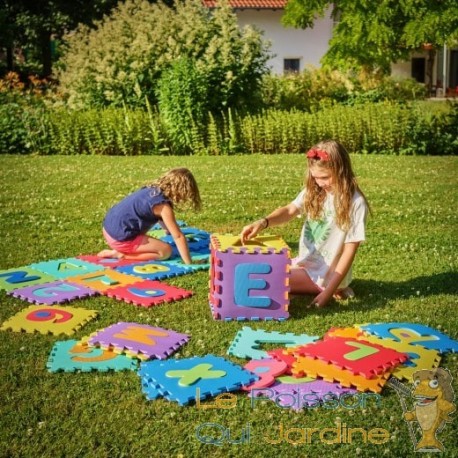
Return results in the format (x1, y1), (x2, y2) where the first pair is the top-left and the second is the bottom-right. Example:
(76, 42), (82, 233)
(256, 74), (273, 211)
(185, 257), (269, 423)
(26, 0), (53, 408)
(236, 9), (334, 74)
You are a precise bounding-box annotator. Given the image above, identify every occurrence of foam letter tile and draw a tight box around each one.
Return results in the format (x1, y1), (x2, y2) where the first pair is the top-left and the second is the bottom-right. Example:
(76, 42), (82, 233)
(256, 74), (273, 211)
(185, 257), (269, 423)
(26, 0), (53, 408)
(359, 322), (458, 353)
(161, 228), (211, 256)
(241, 358), (288, 390)
(324, 326), (366, 340)
(253, 376), (358, 410)
(0, 305), (97, 336)
(355, 334), (441, 381)
(66, 270), (139, 293)
(227, 326), (318, 360)
(88, 322), (189, 360)
(9, 280), (98, 305)
(77, 255), (145, 268)
(294, 337), (408, 378)
(139, 355), (258, 405)
(30, 257), (104, 279)
(267, 348), (299, 374)
(211, 233), (290, 254)
(161, 253), (210, 273)
(105, 280), (193, 307)
(116, 261), (189, 281)
(291, 354), (390, 393)
(0, 267), (56, 292)
(47, 339), (137, 372)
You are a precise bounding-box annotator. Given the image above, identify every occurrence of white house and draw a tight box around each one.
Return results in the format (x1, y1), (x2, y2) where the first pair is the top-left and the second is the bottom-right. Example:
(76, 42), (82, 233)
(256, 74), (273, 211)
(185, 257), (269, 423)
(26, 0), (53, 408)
(203, 0), (458, 95)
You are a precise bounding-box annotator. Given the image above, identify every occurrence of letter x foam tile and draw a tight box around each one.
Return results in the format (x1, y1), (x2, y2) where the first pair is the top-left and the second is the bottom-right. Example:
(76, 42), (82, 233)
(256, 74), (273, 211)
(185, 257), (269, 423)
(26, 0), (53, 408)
(294, 336), (409, 378)
(0, 305), (98, 336)
(227, 326), (318, 360)
(104, 280), (193, 308)
(359, 322), (458, 353)
(87, 322), (190, 360)
(115, 261), (189, 281)
(0, 266), (56, 292)
(9, 280), (98, 305)
(47, 339), (138, 373)
(138, 355), (259, 405)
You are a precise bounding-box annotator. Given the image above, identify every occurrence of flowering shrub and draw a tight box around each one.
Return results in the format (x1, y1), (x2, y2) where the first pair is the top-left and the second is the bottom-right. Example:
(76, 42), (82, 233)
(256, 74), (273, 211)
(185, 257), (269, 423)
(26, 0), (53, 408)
(57, 0), (269, 111)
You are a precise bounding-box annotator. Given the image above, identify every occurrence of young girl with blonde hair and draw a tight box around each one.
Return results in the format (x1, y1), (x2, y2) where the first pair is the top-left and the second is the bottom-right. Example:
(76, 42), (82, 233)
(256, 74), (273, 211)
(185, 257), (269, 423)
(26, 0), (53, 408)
(98, 167), (201, 264)
(241, 140), (369, 308)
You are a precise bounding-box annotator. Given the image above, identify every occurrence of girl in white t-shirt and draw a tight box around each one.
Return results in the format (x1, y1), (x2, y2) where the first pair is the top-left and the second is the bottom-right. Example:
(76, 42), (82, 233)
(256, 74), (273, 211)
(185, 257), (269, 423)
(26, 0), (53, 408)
(240, 140), (370, 308)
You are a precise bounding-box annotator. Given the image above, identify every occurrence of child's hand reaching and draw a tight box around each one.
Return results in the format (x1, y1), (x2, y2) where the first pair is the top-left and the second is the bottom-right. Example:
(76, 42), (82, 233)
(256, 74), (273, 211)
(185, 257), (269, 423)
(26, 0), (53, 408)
(240, 219), (266, 244)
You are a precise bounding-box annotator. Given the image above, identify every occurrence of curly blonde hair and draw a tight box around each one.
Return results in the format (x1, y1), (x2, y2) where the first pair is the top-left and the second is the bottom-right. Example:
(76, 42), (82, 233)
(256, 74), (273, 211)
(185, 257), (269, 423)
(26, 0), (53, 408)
(150, 168), (201, 211)
(304, 140), (369, 230)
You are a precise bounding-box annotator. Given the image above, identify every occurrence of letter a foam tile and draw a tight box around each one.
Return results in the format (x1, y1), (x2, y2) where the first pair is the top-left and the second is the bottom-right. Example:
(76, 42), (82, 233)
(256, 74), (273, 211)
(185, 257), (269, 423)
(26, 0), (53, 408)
(47, 339), (138, 373)
(209, 234), (291, 321)
(87, 322), (190, 360)
(9, 280), (98, 305)
(105, 280), (193, 307)
(0, 305), (97, 336)
(138, 355), (259, 405)
(30, 258), (104, 279)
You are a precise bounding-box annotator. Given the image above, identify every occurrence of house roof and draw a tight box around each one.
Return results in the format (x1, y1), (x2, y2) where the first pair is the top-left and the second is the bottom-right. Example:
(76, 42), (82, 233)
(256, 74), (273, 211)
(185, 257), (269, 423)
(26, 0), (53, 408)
(202, 0), (287, 9)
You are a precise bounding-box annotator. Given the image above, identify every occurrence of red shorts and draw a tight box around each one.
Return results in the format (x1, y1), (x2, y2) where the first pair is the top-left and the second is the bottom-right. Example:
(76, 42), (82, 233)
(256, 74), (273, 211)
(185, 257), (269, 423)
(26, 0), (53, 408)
(102, 228), (147, 254)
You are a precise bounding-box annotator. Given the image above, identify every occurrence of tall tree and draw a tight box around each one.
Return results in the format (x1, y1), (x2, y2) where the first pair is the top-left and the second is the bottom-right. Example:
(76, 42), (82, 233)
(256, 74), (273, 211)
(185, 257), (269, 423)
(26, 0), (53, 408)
(282, 0), (458, 82)
(0, 0), (119, 77)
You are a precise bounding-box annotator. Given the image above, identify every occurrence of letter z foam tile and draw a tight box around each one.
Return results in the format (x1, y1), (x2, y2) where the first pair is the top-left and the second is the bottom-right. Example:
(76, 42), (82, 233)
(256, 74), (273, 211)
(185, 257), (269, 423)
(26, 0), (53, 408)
(0, 305), (97, 336)
(138, 355), (259, 405)
(104, 280), (193, 307)
(87, 322), (190, 360)
(47, 339), (137, 372)
(9, 280), (98, 305)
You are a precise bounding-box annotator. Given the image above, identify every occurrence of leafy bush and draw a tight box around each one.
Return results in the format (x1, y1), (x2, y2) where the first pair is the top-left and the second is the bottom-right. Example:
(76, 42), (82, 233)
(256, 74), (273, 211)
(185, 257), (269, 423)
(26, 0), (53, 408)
(57, 0), (270, 111)
(261, 69), (428, 112)
(0, 73), (51, 154)
(156, 57), (209, 153)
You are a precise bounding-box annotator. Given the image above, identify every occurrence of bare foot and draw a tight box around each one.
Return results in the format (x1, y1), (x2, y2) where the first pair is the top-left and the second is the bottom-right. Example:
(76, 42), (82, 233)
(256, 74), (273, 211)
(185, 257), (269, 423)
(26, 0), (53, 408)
(97, 249), (122, 259)
(334, 287), (355, 300)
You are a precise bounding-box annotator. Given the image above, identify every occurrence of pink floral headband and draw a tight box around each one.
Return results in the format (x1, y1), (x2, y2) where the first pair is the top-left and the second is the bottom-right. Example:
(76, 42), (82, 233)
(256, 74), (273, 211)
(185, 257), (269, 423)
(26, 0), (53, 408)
(306, 148), (330, 161)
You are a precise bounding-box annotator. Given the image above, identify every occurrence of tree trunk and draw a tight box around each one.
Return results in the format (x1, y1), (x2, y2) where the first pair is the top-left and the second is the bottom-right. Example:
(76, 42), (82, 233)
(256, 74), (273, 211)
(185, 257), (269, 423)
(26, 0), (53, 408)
(6, 46), (14, 71)
(40, 30), (52, 77)
(425, 48), (436, 94)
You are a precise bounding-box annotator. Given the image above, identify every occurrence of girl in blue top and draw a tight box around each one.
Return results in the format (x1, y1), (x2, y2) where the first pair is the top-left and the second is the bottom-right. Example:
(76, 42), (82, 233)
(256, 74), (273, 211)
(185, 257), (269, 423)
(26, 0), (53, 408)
(98, 168), (201, 264)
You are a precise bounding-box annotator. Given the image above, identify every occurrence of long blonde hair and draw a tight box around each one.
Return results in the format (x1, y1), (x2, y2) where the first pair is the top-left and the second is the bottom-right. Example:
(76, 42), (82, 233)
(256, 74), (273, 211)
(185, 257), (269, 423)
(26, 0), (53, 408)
(304, 140), (369, 230)
(150, 168), (201, 211)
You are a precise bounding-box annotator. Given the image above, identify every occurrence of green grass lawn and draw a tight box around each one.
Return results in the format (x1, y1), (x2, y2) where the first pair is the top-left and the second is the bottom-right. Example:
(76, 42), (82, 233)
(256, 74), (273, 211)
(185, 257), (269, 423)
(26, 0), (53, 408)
(0, 154), (457, 458)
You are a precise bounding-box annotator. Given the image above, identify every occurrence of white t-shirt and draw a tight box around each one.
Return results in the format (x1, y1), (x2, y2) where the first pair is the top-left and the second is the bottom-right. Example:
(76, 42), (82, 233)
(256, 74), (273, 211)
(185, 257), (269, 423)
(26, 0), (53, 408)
(291, 189), (368, 289)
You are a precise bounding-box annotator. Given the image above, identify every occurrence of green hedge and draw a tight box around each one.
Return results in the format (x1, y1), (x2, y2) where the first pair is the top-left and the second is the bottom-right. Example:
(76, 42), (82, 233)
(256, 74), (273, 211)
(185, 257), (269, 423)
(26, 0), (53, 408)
(1, 100), (456, 155)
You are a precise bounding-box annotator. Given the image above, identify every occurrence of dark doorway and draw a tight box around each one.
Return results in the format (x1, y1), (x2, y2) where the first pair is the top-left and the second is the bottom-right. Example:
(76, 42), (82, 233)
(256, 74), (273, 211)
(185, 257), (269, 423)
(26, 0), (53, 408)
(411, 58), (426, 83)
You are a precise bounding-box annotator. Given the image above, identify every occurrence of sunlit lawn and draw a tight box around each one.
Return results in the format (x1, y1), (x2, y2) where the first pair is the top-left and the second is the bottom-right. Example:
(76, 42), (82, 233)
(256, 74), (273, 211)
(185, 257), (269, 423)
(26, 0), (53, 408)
(0, 154), (457, 458)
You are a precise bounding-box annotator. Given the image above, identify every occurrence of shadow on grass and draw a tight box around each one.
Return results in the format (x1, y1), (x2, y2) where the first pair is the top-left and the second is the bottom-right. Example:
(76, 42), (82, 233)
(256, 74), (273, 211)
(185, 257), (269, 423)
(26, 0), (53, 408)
(289, 271), (458, 319)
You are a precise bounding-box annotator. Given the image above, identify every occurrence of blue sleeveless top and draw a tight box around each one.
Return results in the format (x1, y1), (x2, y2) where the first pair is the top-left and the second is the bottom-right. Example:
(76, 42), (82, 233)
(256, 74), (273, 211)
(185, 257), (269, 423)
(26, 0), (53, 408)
(103, 186), (170, 241)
